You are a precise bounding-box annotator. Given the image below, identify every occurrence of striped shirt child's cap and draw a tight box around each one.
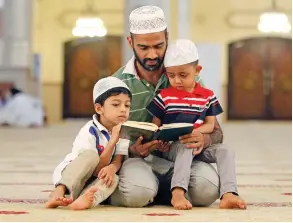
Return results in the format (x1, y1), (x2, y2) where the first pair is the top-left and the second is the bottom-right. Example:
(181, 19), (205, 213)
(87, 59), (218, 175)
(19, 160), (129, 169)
(164, 39), (199, 68)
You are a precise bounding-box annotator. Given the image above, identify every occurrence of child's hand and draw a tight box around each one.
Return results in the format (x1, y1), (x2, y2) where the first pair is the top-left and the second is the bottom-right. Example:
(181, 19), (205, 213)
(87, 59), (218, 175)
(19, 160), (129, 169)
(110, 124), (122, 143)
(192, 147), (203, 155)
(190, 130), (204, 155)
(179, 131), (204, 154)
(98, 165), (116, 188)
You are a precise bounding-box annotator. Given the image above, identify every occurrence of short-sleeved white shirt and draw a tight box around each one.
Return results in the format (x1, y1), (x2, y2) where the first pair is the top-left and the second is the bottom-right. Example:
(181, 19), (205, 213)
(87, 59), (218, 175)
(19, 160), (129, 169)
(53, 115), (129, 185)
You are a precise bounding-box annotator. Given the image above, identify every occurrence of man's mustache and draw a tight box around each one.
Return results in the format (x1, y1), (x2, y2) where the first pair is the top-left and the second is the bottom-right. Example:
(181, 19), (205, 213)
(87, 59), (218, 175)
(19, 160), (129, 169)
(143, 58), (161, 64)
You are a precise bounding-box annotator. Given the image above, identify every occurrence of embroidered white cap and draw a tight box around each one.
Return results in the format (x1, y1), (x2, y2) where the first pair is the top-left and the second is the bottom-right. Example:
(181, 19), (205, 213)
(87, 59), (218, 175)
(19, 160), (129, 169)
(129, 5), (167, 34)
(93, 77), (130, 102)
(164, 39), (199, 67)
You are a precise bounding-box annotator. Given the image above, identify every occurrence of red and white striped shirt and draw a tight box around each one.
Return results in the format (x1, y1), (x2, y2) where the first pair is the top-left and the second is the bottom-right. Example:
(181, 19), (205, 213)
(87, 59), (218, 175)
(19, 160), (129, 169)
(146, 83), (223, 128)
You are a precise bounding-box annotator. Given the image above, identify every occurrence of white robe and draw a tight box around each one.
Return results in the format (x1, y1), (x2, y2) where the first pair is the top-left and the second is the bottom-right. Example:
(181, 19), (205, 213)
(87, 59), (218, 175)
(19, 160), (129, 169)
(0, 94), (44, 127)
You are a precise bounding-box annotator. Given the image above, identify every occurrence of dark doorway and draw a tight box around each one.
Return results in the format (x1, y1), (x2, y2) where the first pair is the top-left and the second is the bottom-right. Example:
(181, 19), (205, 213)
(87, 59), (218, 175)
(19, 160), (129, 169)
(228, 37), (292, 120)
(63, 36), (122, 118)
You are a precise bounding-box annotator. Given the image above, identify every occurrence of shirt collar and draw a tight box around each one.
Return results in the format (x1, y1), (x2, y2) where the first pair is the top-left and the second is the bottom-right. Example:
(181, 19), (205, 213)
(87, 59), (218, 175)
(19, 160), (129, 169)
(169, 83), (206, 98)
(122, 56), (140, 79)
(92, 115), (110, 134)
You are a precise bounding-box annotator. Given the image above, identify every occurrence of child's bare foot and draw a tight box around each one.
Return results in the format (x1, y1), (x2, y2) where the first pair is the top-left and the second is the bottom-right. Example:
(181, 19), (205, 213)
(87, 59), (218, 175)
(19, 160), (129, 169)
(171, 188), (192, 210)
(46, 185), (72, 208)
(69, 186), (98, 210)
(219, 193), (247, 209)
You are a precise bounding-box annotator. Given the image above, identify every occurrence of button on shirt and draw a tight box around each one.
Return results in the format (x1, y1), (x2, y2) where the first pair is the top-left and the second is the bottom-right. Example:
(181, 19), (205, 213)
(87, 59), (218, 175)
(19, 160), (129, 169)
(52, 115), (129, 185)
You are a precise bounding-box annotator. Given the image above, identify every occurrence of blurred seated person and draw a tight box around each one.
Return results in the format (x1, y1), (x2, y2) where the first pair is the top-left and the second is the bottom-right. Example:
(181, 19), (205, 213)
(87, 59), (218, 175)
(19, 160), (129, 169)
(0, 90), (5, 108)
(0, 86), (45, 127)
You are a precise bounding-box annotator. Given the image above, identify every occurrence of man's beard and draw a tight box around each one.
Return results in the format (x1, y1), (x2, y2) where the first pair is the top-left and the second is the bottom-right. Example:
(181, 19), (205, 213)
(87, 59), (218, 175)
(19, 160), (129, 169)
(133, 48), (165, 72)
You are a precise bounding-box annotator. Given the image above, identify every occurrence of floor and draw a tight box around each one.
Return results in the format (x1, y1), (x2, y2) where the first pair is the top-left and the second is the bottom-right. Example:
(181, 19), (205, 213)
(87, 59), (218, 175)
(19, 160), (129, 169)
(0, 120), (291, 222)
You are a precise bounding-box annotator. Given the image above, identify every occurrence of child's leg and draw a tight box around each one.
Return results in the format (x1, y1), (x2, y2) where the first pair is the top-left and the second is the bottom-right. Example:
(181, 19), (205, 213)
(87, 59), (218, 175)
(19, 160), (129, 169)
(46, 150), (99, 208)
(69, 174), (119, 210)
(195, 144), (246, 209)
(166, 141), (194, 210)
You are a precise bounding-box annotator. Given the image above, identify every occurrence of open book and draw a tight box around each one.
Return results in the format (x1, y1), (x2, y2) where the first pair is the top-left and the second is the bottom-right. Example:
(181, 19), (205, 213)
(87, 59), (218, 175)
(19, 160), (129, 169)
(119, 121), (194, 142)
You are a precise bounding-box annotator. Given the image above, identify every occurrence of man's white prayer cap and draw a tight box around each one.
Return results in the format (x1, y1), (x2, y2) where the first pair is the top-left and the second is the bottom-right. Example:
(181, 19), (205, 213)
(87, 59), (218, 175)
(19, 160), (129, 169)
(164, 39), (199, 67)
(93, 77), (130, 102)
(129, 5), (167, 34)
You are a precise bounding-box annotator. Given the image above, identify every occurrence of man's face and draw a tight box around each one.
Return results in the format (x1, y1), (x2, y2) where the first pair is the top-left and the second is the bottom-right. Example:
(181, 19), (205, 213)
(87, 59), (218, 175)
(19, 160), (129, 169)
(128, 31), (168, 72)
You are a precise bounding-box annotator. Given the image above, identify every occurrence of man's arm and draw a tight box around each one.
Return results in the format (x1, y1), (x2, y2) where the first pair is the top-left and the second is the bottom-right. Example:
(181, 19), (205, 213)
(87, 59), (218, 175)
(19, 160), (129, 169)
(202, 118), (223, 148)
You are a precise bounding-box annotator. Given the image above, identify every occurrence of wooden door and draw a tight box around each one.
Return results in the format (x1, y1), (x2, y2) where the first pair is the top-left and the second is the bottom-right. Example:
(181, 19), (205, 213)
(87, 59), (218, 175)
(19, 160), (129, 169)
(63, 37), (122, 118)
(267, 38), (292, 119)
(228, 38), (267, 119)
(104, 36), (123, 76)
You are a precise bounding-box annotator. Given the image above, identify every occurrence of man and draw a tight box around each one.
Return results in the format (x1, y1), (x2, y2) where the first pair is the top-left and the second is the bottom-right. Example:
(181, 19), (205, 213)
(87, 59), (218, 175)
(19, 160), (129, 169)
(0, 86), (44, 127)
(109, 5), (223, 208)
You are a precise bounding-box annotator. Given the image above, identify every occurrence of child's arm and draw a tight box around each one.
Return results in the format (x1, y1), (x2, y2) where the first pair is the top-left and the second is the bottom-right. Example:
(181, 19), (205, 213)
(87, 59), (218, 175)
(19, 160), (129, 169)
(94, 124), (121, 174)
(97, 154), (124, 187)
(146, 92), (165, 129)
(106, 154), (124, 174)
(194, 116), (215, 134)
(152, 116), (162, 127)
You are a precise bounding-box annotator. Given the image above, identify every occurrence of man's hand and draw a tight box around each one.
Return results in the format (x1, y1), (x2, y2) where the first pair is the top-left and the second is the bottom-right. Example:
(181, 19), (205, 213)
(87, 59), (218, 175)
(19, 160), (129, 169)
(156, 141), (171, 152)
(98, 165), (116, 188)
(179, 131), (204, 155)
(130, 136), (159, 157)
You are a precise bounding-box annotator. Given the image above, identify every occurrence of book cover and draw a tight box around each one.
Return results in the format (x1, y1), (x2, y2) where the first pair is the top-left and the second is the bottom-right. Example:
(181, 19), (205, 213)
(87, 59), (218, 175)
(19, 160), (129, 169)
(154, 125), (194, 142)
(119, 121), (194, 143)
(119, 124), (156, 142)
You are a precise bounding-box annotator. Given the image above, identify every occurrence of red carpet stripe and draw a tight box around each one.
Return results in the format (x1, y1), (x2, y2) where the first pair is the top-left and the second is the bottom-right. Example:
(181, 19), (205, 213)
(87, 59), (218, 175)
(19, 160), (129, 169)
(0, 211), (28, 215)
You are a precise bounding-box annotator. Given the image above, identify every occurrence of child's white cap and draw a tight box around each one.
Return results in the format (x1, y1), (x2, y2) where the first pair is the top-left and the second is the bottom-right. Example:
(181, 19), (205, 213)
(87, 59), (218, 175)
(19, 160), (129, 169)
(93, 77), (130, 102)
(129, 5), (167, 34)
(164, 39), (199, 67)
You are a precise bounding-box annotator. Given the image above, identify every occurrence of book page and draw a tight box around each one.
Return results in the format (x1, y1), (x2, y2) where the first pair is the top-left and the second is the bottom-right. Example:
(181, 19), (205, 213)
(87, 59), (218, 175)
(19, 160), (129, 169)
(159, 123), (194, 130)
(122, 121), (158, 131)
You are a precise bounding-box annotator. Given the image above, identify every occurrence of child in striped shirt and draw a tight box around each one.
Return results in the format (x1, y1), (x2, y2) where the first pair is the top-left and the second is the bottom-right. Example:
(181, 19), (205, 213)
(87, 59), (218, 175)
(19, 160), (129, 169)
(147, 39), (246, 210)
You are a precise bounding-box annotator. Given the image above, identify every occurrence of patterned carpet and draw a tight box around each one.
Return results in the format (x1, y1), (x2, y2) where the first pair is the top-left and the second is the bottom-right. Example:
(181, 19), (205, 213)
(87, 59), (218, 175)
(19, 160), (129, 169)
(0, 120), (291, 222)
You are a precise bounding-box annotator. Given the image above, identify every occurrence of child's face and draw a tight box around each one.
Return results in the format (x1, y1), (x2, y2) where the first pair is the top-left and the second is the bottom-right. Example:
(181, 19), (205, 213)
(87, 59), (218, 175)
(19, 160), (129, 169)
(95, 93), (131, 126)
(166, 63), (202, 92)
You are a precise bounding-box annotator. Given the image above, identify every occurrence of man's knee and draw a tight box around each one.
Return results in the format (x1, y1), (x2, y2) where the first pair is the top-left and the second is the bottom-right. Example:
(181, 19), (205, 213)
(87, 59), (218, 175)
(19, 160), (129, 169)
(189, 161), (220, 206)
(215, 144), (235, 158)
(188, 176), (219, 206)
(110, 184), (156, 207)
(110, 158), (158, 207)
